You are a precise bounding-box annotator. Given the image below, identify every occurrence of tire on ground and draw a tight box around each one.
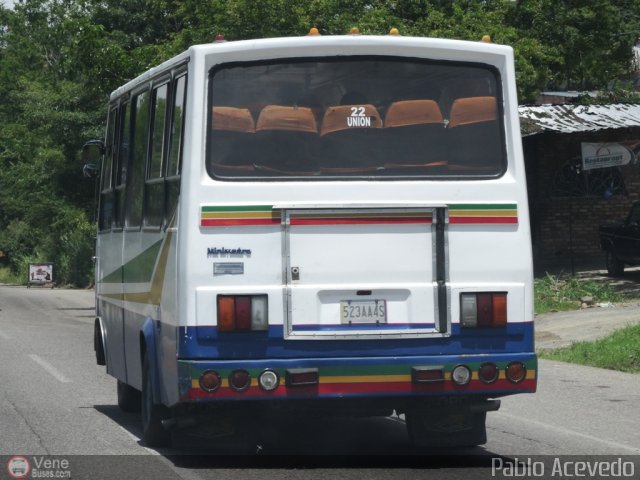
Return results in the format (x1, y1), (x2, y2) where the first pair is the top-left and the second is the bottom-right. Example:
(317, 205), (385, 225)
(141, 353), (171, 447)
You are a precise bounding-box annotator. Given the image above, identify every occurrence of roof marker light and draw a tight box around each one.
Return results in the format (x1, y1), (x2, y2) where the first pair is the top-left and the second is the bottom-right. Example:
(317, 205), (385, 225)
(214, 33), (226, 43)
(481, 35), (491, 43)
(388, 27), (400, 36)
(349, 27), (360, 35)
(307, 27), (320, 36)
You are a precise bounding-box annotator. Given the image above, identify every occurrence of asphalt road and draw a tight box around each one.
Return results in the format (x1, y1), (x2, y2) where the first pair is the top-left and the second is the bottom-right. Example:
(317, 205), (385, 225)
(0, 286), (639, 480)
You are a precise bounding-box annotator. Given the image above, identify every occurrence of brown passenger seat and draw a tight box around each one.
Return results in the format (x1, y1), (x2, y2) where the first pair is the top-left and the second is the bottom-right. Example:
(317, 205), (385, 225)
(447, 96), (502, 172)
(319, 104), (383, 173)
(254, 105), (319, 175)
(383, 99), (447, 171)
(211, 106), (256, 175)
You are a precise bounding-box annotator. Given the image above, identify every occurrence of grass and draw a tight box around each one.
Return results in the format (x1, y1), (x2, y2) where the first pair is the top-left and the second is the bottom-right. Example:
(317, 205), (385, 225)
(0, 265), (22, 285)
(534, 273), (622, 314)
(540, 324), (640, 373)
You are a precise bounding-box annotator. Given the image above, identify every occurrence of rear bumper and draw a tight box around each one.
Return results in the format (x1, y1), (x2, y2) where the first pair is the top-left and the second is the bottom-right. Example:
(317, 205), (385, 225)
(178, 353), (536, 402)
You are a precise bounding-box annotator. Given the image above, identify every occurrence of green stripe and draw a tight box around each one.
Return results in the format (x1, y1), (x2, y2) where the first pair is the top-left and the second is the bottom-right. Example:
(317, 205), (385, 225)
(203, 204), (516, 213)
(449, 203), (517, 210)
(100, 240), (163, 284)
(187, 359), (537, 380)
(201, 205), (273, 213)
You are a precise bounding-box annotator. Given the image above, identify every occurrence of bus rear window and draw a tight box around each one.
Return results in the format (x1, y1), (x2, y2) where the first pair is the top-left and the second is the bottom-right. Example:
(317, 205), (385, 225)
(207, 57), (506, 180)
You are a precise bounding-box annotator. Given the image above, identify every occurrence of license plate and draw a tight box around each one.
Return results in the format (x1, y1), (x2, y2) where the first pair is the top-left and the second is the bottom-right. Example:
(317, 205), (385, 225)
(340, 300), (387, 324)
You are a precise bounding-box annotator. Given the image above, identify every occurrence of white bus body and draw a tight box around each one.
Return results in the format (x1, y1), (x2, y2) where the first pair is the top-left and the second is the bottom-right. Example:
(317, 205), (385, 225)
(89, 34), (536, 448)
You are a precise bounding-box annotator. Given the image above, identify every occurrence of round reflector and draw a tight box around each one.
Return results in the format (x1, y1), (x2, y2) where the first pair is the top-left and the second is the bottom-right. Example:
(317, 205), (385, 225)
(258, 370), (280, 391)
(199, 370), (221, 392)
(229, 369), (251, 392)
(506, 362), (527, 383)
(451, 365), (471, 385)
(479, 363), (499, 383)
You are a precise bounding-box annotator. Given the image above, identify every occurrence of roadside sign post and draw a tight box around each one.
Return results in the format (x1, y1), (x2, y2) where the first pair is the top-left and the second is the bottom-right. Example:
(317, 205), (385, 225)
(27, 263), (54, 288)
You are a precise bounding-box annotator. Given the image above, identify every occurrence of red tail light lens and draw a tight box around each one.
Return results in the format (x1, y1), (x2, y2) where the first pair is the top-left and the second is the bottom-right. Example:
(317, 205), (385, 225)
(476, 293), (493, 326)
(234, 296), (251, 331)
(506, 362), (526, 383)
(229, 369), (251, 392)
(479, 363), (498, 383)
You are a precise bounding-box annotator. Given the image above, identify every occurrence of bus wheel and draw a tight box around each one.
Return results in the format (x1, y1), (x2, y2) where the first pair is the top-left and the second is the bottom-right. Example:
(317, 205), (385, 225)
(141, 353), (171, 447)
(406, 410), (487, 448)
(117, 380), (141, 413)
(94, 322), (106, 366)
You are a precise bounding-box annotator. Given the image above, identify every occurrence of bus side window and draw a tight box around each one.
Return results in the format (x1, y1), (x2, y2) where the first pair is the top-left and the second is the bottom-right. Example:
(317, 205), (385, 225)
(165, 74), (186, 227)
(144, 82), (169, 230)
(114, 102), (131, 230)
(126, 90), (151, 229)
(99, 108), (117, 231)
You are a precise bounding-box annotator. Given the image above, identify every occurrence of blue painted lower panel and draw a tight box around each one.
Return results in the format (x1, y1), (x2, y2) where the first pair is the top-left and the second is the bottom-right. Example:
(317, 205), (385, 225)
(178, 322), (534, 360)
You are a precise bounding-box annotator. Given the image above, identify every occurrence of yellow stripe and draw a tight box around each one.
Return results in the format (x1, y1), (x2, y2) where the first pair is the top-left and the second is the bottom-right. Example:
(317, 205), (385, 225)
(189, 370), (537, 390)
(201, 211), (279, 220)
(321, 374), (411, 384)
(449, 210), (517, 217)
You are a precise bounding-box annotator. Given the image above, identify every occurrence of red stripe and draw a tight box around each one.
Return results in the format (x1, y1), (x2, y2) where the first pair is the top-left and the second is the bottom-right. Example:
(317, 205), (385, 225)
(187, 378), (536, 400)
(290, 217), (432, 226)
(449, 217), (518, 224)
(201, 218), (280, 227)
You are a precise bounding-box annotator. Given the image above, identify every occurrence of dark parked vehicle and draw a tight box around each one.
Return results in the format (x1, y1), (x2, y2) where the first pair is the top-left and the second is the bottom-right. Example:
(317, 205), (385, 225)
(600, 202), (640, 276)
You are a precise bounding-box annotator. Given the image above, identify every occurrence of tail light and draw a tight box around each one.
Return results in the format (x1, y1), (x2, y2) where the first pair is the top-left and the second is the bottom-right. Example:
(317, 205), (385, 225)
(199, 370), (221, 392)
(229, 369), (251, 392)
(478, 363), (499, 383)
(506, 362), (527, 383)
(217, 295), (268, 332)
(460, 292), (507, 328)
(451, 365), (471, 385)
(412, 366), (445, 384)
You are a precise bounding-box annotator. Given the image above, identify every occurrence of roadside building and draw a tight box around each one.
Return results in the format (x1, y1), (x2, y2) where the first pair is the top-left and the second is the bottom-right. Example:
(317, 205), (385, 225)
(519, 103), (640, 273)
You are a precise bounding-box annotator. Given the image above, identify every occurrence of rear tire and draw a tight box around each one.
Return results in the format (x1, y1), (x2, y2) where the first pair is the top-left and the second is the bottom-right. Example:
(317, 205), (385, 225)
(117, 380), (141, 413)
(406, 410), (487, 448)
(141, 353), (171, 447)
(94, 322), (106, 366)
(605, 249), (624, 277)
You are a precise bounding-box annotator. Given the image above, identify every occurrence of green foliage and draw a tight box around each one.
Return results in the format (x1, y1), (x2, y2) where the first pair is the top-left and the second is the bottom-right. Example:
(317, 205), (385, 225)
(1, 0), (640, 286)
(540, 324), (640, 373)
(579, 87), (640, 105)
(534, 273), (622, 314)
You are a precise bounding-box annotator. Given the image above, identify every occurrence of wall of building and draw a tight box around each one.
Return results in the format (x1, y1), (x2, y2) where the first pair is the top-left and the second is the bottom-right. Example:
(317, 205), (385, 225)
(523, 127), (640, 273)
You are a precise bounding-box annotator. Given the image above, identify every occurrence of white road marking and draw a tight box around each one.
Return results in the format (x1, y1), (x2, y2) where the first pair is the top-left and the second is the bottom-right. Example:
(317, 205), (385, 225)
(0, 330), (11, 340)
(29, 354), (72, 383)
(496, 411), (640, 454)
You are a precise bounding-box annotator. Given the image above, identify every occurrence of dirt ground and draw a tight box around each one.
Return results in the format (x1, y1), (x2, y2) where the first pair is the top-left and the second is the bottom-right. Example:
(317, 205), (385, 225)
(535, 266), (640, 351)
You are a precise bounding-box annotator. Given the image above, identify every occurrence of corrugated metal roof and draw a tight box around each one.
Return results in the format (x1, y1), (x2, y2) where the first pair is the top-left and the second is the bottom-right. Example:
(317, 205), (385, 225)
(518, 103), (640, 135)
